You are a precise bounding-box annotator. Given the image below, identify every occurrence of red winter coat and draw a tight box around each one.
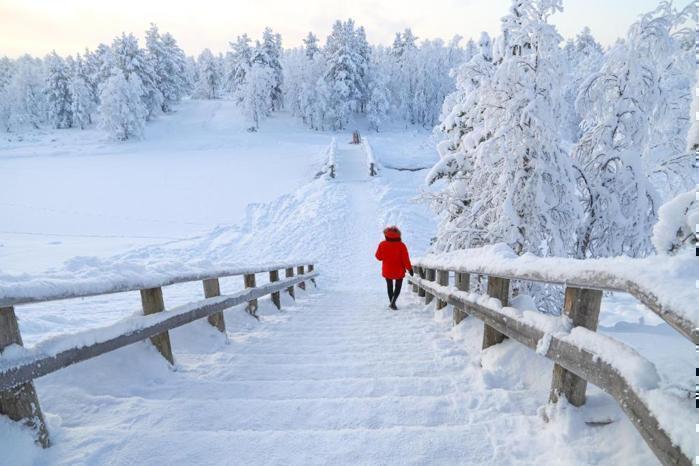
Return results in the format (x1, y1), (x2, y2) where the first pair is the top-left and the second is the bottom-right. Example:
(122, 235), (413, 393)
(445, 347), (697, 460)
(375, 235), (413, 279)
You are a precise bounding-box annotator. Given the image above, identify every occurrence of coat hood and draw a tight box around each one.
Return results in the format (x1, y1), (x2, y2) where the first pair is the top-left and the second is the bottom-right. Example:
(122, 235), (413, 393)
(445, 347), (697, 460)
(383, 226), (401, 240)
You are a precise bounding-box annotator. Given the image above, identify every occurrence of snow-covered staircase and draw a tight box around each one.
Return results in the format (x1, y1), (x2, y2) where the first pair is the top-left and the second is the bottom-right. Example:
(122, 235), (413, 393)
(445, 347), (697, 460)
(1, 138), (692, 465)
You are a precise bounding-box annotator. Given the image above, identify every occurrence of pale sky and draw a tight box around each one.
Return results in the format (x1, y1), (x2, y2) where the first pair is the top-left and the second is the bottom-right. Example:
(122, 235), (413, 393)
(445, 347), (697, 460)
(1, 0), (666, 58)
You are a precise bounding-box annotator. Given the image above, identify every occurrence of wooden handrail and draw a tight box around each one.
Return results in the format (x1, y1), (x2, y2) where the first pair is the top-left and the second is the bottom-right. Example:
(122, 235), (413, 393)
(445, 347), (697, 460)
(0, 262), (317, 449)
(0, 261), (314, 307)
(408, 271), (690, 466)
(411, 259), (695, 344)
(0, 272), (317, 391)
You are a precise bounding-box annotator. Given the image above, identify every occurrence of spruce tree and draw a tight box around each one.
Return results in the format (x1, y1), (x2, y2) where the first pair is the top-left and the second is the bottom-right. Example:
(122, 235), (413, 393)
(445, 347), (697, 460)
(194, 48), (220, 99)
(145, 24), (188, 112)
(303, 32), (320, 59)
(45, 51), (73, 129)
(111, 32), (163, 120)
(226, 35), (253, 95)
(70, 54), (96, 129)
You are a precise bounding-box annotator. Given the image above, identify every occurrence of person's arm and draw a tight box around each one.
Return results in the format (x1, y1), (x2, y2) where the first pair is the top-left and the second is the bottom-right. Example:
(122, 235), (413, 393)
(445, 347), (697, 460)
(402, 244), (413, 274)
(375, 243), (384, 261)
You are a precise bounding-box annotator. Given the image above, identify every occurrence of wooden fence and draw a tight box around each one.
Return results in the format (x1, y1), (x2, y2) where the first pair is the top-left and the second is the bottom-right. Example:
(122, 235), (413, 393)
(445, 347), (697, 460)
(0, 262), (317, 448)
(408, 261), (690, 466)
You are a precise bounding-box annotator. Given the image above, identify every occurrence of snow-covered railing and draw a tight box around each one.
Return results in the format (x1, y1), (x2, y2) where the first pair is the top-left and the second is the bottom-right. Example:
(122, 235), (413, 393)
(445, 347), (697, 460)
(323, 137), (337, 179)
(0, 261), (317, 448)
(408, 246), (692, 466)
(361, 137), (378, 176)
(0, 261), (316, 307)
(415, 244), (696, 343)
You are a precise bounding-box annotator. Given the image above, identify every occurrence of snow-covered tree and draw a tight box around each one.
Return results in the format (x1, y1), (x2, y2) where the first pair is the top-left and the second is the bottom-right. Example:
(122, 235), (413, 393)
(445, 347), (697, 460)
(283, 21), (466, 131)
(44, 51), (73, 129)
(70, 54), (96, 129)
(433, 31), (494, 178)
(283, 45), (326, 129)
(572, 3), (694, 258)
(185, 55), (198, 89)
(430, 0), (580, 257)
(226, 34), (253, 94)
(252, 28), (284, 111)
(85, 44), (114, 99)
(688, 68), (699, 153)
(303, 32), (320, 59)
(111, 33), (163, 120)
(194, 48), (221, 99)
(99, 70), (147, 140)
(0, 57), (15, 131)
(0, 57), (13, 92)
(643, 4), (695, 195)
(320, 19), (366, 129)
(239, 63), (274, 130)
(367, 64), (390, 132)
(558, 27), (605, 142)
(145, 24), (188, 112)
(464, 38), (477, 62)
(6, 55), (46, 130)
(391, 28), (418, 59)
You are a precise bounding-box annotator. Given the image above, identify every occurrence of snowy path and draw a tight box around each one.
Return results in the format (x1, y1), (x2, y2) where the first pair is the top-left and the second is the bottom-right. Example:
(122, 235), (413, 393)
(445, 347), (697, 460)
(7, 142), (659, 465)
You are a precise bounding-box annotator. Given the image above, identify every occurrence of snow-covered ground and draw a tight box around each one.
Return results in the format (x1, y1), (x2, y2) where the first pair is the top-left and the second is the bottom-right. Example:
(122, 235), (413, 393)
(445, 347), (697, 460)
(0, 100), (330, 273)
(1, 102), (692, 465)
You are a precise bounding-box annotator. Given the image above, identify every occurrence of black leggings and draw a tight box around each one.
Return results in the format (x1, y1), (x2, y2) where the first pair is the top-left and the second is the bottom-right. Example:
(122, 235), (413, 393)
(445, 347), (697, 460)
(385, 278), (403, 303)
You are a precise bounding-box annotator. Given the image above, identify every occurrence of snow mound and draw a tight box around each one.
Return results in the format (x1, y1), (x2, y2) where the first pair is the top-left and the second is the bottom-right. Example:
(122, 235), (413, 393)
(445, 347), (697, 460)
(651, 190), (697, 255)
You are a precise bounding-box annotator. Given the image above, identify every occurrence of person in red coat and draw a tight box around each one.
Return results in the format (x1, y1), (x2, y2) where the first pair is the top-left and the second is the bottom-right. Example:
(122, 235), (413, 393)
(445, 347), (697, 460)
(375, 226), (413, 310)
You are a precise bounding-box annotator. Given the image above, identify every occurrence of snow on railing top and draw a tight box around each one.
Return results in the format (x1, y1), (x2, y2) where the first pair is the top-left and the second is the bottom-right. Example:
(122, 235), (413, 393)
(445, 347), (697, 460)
(0, 272), (317, 385)
(361, 137), (378, 176)
(414, 243), (697, 343)
(0, 260), (315, 307)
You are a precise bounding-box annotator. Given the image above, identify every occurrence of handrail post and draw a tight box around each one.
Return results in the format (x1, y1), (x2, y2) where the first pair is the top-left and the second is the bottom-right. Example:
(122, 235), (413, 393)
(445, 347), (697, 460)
(202, 278), (226, 333)
(243, 273), (257, 317)
(436, 269), (449, 309)
(297, 266), (306, 290)
(0, 306), (50, 448)
(269, 270), (281, 310)
(482, 276), (509, 349)
(549, 286), (602, 407)
(285, 267), (295, 299)
(308, 264), (316, 287)
(140, 287), (174, 364)
(454, 272), (470, 325)
(417, 266), (426, 297)
(424, 268), (436, 304)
